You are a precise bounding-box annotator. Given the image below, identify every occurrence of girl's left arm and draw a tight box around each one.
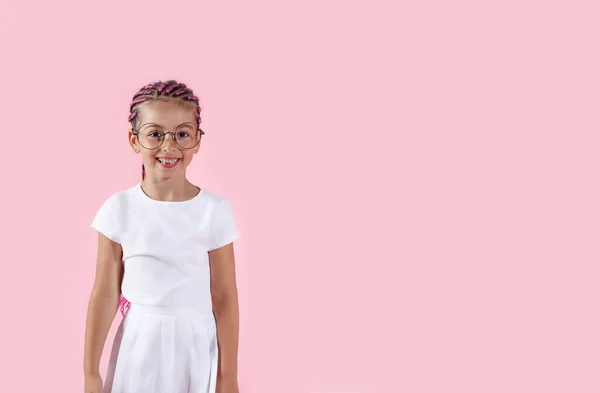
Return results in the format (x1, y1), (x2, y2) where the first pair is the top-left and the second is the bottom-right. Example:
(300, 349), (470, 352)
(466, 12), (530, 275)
(209, 242), (240, 392)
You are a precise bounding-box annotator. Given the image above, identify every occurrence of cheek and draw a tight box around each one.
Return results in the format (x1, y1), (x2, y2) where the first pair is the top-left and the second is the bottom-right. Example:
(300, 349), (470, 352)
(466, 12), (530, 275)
(142, 152), (157, 164)
(182, 151), (195, 164)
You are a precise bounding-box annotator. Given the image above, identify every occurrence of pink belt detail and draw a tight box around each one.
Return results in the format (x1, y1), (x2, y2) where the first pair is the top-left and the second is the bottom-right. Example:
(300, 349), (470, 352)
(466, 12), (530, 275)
(118, 295), (131, 316)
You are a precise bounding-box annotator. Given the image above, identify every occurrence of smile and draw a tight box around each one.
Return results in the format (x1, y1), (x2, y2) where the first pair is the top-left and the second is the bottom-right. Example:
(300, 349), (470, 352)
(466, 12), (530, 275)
(156, 157), (180, 166)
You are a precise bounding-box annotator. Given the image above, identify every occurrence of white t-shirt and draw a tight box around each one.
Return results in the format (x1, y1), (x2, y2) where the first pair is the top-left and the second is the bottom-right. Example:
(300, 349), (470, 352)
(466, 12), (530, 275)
(91, 183), (240, 310)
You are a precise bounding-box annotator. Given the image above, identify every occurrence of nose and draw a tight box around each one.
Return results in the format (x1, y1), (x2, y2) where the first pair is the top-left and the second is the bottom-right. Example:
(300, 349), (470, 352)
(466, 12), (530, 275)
(162, 133), (178, 151)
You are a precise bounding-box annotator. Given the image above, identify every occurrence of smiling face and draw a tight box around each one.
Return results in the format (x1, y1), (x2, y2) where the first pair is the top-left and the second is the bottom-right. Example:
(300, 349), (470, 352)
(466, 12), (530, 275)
(128, 99), (201, 181)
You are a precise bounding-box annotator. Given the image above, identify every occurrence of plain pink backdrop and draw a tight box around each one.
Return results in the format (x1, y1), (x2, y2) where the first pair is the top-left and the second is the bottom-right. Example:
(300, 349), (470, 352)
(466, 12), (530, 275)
(0, 0), (599, 392)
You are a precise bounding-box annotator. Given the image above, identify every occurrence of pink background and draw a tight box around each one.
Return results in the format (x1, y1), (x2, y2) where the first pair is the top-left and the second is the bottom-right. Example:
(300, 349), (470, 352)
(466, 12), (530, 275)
(0, 0), (598, 392)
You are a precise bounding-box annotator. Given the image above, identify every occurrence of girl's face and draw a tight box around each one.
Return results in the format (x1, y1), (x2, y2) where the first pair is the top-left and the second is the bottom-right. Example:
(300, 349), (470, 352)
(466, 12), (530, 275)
(128, 100), (201, 180)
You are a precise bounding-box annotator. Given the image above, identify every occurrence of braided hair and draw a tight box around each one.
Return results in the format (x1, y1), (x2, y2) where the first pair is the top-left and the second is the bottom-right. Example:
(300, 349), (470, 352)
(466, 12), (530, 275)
(128, 80), (204, 180)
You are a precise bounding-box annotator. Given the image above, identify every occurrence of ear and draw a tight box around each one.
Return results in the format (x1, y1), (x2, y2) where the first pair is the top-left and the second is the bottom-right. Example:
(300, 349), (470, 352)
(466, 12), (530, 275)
(128, 129), (139, 153)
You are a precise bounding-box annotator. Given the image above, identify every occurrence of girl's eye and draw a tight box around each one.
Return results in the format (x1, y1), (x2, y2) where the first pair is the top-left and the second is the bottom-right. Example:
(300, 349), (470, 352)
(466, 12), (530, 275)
(178, 132), (191, 138)
(149, 132), (163, 138)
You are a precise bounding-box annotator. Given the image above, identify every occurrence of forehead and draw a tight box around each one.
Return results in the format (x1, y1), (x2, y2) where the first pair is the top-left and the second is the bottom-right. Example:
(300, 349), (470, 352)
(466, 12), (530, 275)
(138, 100), (196, 127)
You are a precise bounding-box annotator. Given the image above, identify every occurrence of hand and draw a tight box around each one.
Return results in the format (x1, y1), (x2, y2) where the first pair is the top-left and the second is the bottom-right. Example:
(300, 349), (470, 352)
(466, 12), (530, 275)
(84, 372), (103, 393)
(216, 377), (239, 393)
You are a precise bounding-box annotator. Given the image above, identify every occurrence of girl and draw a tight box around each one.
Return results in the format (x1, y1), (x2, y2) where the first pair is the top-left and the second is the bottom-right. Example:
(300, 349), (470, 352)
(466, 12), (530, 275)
(83, 80), (241, 393)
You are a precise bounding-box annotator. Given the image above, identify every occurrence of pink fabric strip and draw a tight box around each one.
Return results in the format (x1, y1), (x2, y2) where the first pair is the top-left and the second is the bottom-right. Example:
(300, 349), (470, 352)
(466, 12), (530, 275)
(118, 295), (131, 316)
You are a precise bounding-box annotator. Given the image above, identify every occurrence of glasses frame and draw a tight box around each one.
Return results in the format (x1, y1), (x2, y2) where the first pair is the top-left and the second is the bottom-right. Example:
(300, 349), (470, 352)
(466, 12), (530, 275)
(132, 122), (205, 150)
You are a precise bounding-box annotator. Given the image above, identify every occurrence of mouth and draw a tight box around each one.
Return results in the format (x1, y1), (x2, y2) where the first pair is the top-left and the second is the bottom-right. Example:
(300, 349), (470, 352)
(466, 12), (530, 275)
(156, 157), (181, 168)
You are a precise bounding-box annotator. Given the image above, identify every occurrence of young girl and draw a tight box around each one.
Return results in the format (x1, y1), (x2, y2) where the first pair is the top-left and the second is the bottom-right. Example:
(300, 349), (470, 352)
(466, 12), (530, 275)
(83, 80), (241, 393)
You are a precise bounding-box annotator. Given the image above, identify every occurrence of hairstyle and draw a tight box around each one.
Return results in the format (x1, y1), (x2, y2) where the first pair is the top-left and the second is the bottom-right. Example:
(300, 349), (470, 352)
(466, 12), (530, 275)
(128, 80), (203, 180)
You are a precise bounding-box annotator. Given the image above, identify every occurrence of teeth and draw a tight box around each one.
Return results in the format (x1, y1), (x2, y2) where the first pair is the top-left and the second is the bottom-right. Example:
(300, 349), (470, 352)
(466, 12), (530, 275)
(158, 158), (179, 165)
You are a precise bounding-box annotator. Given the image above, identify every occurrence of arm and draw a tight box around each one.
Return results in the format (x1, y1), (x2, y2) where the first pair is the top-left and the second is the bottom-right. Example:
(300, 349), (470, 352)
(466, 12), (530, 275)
(83, 233), (124, 377)
(209, 242), (240, 390)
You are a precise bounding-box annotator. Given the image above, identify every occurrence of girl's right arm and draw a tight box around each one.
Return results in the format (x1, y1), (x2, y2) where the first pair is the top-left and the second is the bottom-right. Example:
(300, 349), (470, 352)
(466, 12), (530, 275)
(83, 232), (124, 383)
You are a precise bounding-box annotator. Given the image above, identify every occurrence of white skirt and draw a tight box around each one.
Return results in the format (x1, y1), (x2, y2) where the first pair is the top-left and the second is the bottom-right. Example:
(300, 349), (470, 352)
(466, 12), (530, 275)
(103, 303), (219, 393)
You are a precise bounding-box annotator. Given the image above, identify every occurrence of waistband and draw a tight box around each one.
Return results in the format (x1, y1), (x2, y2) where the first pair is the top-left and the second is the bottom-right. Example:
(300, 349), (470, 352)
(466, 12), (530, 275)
(123, 302), (215, 321)
(118, 296), (214, 320)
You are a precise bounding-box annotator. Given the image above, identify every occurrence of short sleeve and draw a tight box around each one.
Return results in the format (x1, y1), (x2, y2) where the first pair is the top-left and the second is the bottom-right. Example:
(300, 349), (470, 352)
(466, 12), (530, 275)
(91, 195), (122, 244)
(208, 198), (240, 251)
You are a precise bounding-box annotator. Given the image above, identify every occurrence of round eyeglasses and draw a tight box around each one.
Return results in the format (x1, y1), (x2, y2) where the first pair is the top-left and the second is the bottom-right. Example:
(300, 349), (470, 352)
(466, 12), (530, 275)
(132, 122), (205, 150)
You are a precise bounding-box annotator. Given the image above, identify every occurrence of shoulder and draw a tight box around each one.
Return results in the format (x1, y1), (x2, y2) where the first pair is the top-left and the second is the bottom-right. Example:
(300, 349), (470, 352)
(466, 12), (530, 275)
(91, 184), (139, 242)
(97, 184), (139, 210)
(199, 188), (237, 224)
(201, 188), (240, 250)
(200, 187), (232, 208)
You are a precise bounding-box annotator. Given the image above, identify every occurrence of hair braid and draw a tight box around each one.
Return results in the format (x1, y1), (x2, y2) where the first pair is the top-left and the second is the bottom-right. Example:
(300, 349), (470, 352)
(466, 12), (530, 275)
(128, 79), (204, 181)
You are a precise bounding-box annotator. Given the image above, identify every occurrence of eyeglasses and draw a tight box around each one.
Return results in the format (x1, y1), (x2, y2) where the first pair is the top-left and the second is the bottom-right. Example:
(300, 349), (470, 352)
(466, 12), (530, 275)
(132, 122), (205, 150)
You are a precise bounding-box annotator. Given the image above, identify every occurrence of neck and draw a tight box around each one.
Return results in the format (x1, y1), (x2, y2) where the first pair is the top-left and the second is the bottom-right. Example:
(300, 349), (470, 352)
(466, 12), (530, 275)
(141, 176), (198, 202)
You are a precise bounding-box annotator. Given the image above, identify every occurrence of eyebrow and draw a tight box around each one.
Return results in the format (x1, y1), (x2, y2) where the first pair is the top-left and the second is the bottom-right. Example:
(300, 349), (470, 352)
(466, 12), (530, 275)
(141, 121), (195, 128)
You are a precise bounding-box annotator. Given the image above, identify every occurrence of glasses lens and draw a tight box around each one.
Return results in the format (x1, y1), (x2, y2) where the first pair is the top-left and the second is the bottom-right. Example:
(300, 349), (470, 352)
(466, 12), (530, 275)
(138, 124), (164, 149)
(174, 123), (199, 149)
(137, 123), (200, 149)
